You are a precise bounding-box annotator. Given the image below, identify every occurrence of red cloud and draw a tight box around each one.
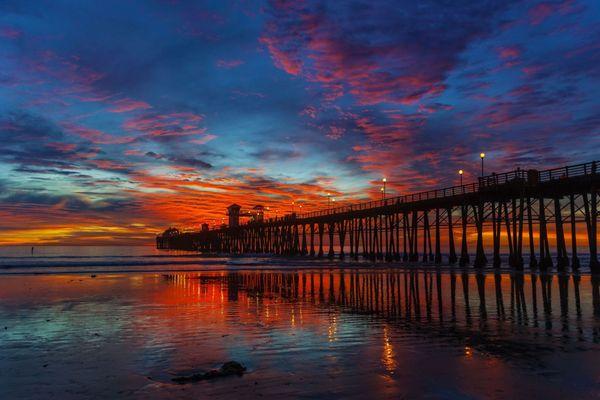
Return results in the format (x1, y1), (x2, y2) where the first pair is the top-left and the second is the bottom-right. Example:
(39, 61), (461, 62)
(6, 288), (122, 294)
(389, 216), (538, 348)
(124, 149), (144, 156)
(529, 0), (578, 25)
(498, 46), (521, 60)
(65, 123), (135, 145)
(259, 35), (302, 75)
(123, 112), (206, 140)
(190, 134), (217, 145)
(0, 26), (22, 39)
(109, 99), (152, 113)
(300, 105), (318, 119)
(45, 142), (77, 152)
(326, 126), (344, 140)
(88, 159), (132, 173)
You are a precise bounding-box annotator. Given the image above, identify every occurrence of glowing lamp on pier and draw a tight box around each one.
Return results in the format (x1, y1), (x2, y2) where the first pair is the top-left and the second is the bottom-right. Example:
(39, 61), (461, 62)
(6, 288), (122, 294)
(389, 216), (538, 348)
(459, 169), (464, 186)
(480, 153), (485, 177)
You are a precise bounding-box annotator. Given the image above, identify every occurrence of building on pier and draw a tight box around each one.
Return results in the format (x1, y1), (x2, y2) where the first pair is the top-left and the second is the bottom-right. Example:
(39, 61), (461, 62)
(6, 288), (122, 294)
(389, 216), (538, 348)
(227, 204), (241, 228)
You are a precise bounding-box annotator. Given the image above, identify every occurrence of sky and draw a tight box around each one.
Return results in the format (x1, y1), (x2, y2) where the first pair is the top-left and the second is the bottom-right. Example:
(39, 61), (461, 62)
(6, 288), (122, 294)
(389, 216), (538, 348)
(0, 0), (599, 245)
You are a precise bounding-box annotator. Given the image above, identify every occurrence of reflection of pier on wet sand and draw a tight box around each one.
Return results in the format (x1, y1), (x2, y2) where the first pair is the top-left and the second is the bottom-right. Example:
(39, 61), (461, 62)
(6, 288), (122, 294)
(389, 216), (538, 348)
(165, 269), (600, 361)
(2, 270), (599, 399)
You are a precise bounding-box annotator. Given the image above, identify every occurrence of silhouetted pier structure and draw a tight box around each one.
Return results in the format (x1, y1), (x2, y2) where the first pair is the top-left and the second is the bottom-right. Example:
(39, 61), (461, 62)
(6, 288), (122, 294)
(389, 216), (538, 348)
(157, 160), (600, 272)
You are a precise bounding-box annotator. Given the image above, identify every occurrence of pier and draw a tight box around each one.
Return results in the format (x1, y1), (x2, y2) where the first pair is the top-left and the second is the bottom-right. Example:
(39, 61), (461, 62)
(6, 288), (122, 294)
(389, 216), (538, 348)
(157, 160), (600, 272)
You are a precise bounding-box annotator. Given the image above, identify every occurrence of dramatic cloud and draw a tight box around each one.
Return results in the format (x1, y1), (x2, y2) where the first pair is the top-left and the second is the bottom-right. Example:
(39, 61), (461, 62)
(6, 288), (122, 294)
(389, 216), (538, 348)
(261, 1), (514, 104)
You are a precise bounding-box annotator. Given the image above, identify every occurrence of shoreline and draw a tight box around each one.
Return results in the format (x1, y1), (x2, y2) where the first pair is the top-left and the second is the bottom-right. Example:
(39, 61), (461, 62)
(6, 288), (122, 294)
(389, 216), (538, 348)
(0, 262), (597, 276)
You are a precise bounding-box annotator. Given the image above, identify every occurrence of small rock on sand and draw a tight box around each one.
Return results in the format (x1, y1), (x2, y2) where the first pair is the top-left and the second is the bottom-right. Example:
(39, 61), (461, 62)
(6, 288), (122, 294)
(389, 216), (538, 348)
(172, 361), (246, 384)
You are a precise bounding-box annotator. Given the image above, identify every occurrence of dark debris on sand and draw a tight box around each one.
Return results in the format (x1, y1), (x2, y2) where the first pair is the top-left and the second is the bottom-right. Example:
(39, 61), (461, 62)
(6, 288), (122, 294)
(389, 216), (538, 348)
(172, 361), (246, 384)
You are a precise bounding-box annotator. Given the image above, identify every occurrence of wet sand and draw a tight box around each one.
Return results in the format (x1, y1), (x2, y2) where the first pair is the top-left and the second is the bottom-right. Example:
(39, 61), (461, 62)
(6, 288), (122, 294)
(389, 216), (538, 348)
(1, 269), (599, 399)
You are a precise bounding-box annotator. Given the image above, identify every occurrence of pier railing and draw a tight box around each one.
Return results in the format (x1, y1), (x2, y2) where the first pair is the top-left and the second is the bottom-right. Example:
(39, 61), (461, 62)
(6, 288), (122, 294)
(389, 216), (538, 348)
(292, 161), (597, 220)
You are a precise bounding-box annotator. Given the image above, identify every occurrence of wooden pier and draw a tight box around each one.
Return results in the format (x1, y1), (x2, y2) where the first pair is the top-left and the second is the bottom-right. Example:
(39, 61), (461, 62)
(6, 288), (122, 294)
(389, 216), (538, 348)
(157, 161), (600, 272)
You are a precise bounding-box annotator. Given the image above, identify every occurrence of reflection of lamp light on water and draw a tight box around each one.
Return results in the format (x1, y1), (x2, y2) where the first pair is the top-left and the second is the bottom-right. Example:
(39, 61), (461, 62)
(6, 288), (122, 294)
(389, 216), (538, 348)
(327, 315), (338, 342)
(464, 345), (473, 358)
(382, 325), (397, 374)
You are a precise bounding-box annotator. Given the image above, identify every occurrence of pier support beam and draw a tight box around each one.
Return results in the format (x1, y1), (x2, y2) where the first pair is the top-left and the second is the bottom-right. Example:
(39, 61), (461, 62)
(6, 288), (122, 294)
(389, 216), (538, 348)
(584, 189), (599, 272)
(492, 201), (501, 267)
(554, 197), (569, 270)
(423, 211), (430, 263)
(527, 197), (538, 269)
(301, 224), (307, 256)
(447, 207), (457, 265)
(435, 208), (442, 264)
(473, 202), (487, 268)
(570, 194), (580, 270)
(460, 205), (470, 267)
(317, 222), (324, 258)
(538, 198), (553, 270)
(402, 213), (409, 262)
(328, 222), (335, 259)
(338, 220), (346, 260)
(349, 218), (355, 259)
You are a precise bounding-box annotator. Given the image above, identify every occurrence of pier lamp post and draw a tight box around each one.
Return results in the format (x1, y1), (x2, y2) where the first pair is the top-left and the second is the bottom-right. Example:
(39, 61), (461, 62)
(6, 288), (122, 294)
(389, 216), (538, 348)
(459, 169), (464, 186)
(380, 186), (385, 200)
(327, 193), (331, 208)
(480, 153), (485, 177)
(382, 177), (387, 199)
(292, 201), (295, 213)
